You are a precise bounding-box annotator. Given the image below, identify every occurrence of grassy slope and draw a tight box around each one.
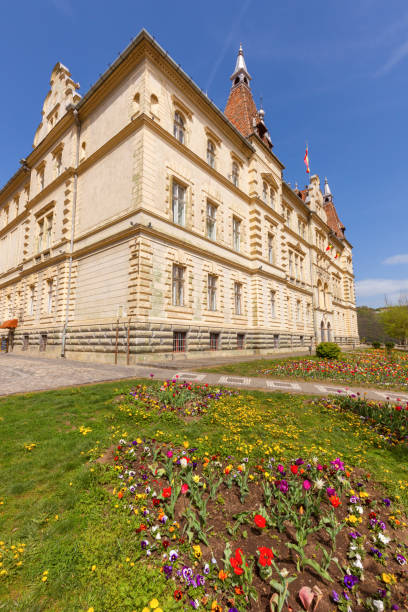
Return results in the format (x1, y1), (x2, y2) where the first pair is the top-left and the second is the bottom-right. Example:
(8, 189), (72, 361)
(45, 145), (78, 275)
(0, 381), (407, 610)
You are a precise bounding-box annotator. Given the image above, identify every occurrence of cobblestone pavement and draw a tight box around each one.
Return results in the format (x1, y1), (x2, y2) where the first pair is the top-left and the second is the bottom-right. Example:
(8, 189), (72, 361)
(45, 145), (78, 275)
(0, 353), (407, 404)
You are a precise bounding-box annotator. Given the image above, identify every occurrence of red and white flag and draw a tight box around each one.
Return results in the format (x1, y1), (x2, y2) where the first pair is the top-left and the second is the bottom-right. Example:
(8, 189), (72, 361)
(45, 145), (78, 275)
(304, 145), (310, 174)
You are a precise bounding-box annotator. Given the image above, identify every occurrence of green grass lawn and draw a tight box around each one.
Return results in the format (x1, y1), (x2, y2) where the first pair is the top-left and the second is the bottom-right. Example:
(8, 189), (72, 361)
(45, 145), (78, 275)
(0, 380), (407, 611)
(198, 349), (408, 392)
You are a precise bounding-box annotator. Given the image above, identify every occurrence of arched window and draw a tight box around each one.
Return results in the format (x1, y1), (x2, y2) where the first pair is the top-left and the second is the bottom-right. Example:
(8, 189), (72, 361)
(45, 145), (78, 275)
(207, 140), (215, 168)
(231, 162), (239, 187)
(262, 181), (268, 202)
(150, 94), (158, 117)
(173, 111), (185, 144)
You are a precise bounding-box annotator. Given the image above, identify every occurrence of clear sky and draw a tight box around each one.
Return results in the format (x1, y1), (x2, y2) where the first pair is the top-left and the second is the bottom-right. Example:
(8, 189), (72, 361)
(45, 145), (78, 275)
(1, 0), (407, 308)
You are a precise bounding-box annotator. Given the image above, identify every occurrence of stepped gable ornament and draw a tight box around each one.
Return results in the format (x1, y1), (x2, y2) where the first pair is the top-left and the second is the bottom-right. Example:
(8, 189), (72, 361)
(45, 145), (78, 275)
(33, 62), (81, 148)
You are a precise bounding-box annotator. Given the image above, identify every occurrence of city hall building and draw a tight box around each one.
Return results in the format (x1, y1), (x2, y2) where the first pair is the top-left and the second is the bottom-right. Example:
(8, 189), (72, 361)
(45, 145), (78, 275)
(0, 30), (359, 362)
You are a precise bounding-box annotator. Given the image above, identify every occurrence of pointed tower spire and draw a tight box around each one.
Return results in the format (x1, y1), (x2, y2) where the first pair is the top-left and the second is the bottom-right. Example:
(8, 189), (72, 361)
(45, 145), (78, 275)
(230, 44), (252, 86)
(324, 177), (332, 198)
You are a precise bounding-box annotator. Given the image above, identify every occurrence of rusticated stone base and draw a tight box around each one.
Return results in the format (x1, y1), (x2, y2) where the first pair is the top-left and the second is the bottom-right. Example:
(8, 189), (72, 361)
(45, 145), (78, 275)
(6, 321), (360, 363)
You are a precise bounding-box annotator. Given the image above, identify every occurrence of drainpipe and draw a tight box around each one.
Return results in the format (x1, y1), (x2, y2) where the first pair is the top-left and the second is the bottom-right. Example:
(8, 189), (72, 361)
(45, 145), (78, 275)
(61, 108), (81, 357)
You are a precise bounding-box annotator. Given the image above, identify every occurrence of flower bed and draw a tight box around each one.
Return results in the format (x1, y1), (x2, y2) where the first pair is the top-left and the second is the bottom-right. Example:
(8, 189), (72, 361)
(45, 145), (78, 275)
(120, 378), (237, 419)
(317, 396), (408, 444)
(105, 437), (408, 611)
(257, 351), (408, 391)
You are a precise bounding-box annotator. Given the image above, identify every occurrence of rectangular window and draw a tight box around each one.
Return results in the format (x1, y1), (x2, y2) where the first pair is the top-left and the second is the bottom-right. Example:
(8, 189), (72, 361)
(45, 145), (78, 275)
(206, 202), (216, 240)
(207, 274), (217, 311)
(172, 181), (186, 226)
(38, 170), (45, 191)
(47, 280), (53, 314)
(209, 332), (219, 350)
(295, 254), (299, 279)
(232, 217), (241, 251)
(37, 219), (44, 253)
(268, 235), (274, 264)
(237, 333), (245, 349)
(296, 300), (301, 320)
(45, 215), (53, 249)
(270, 290), (276, 318)
(270, 188), (275, 209)
(172, 265), (185, 306)
(28, 286), (35, 315)
(300, 258), (304, 281)
(39, 333), (47, 352)
(288, 251), (293, 276)
(300, 335), (304, 346)
(173, 331), (186, 352)
(273, 334), (279, 348)
(234, 281), (242, 315)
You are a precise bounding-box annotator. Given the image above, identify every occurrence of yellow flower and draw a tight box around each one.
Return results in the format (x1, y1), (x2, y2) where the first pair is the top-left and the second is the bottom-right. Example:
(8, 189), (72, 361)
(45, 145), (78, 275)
(91, 565), (96, 571)
(382, 573), (397, 585)
(41, 576), (48, 582)
(87, 608), (95, 612)
(193, 544), (202, 559)
(149, 599), (159, 609)
(142, 609), (149, 612)
(192, 475), (200, 483)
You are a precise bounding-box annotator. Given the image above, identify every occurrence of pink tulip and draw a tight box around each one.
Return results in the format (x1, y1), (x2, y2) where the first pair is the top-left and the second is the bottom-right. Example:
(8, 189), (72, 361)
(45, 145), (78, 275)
(181, 483), (189, 494)
(303, 480), (311, 490)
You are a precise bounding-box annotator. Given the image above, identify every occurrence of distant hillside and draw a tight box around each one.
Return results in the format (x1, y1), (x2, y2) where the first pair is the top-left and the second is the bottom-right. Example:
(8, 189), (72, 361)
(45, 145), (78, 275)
(356, 306), (394, 343)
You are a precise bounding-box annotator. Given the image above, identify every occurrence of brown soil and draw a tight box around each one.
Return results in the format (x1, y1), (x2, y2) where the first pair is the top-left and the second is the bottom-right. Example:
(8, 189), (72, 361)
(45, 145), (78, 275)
(117, 445), (408, 611)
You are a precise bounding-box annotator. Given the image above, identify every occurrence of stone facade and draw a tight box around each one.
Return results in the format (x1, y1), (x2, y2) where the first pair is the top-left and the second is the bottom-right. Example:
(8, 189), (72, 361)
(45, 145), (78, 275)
(0, 30), (359, 363)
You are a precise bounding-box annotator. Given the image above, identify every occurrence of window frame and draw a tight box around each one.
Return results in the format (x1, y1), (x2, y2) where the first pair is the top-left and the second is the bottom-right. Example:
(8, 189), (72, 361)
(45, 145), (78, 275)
(206, 139), (215, 168)
(232, 216), (241, 252)
(172, 180), (186, 226)
(234, 281), (242, 315)
(206, 202), (217, 240)
(172, 264), (185, 306)
(207, 274), (217, 311)
(231, 161), (239, 187)
(173, 111), (185, 144)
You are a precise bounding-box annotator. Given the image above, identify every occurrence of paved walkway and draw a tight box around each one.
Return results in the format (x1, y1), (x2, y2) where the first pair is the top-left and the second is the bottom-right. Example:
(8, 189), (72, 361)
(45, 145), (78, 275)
(0, 353), (407, 403)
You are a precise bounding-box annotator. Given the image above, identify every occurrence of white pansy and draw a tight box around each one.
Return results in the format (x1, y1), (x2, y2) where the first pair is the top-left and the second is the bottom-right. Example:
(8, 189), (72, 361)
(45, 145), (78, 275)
(377, 533), (390, 545)
(373, 601), (384, 612)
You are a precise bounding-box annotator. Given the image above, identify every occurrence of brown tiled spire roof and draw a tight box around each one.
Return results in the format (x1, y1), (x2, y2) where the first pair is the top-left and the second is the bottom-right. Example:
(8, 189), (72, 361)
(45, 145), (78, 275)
(323, 179), (345, 238)
(224, 45), (273, 149)
(224, 82), (258, 137)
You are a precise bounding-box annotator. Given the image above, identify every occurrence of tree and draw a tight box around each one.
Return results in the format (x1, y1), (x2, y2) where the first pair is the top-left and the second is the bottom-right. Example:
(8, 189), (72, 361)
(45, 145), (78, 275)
(356, 306), (391, 343)
(378, 305), (408, 344)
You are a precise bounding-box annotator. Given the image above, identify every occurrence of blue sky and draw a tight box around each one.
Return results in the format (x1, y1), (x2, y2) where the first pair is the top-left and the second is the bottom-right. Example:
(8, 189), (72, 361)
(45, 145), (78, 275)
(1, 0), (407, 308)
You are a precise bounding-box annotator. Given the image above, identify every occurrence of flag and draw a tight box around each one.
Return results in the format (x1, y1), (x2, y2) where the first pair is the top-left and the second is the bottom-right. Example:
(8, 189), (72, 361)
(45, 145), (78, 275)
(304, 145), (310, 174)
(326, 244), (333, 252)
(334, 252), (339, 259)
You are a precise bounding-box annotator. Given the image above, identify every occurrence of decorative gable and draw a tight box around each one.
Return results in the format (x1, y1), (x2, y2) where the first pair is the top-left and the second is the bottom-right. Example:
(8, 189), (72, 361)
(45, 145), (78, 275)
(33, 63), (81, 148)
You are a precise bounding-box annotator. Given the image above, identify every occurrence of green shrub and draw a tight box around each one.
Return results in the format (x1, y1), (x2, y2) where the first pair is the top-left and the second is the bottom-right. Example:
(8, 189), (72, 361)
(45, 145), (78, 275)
(385, 342), (395, 350)
(372, 341), (381, 349)
(315, 342), (341, 360)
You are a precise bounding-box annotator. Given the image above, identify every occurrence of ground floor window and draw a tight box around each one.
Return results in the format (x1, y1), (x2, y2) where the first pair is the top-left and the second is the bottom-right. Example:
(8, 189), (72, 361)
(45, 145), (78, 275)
(209, 332), (220, 350)
(300, 335), (304, 346)
(237, 333), (245, 349)
(173, 331), (186, 352)
(23, 334), (29, 350)
(39, 334), (47, 352)
(273, 334), (279, 348)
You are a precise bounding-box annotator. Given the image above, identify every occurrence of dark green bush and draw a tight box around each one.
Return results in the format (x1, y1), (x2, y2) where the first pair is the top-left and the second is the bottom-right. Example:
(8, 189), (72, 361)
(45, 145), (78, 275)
(372, 341), (381, 349)
(385, 342), (395, 350)
(315, 342), (341, 360)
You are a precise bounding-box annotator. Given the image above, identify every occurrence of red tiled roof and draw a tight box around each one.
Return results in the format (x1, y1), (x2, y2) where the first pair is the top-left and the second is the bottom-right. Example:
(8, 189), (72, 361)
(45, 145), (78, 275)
(324, 201), (345, 238)
(224, 82), (258, 138)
